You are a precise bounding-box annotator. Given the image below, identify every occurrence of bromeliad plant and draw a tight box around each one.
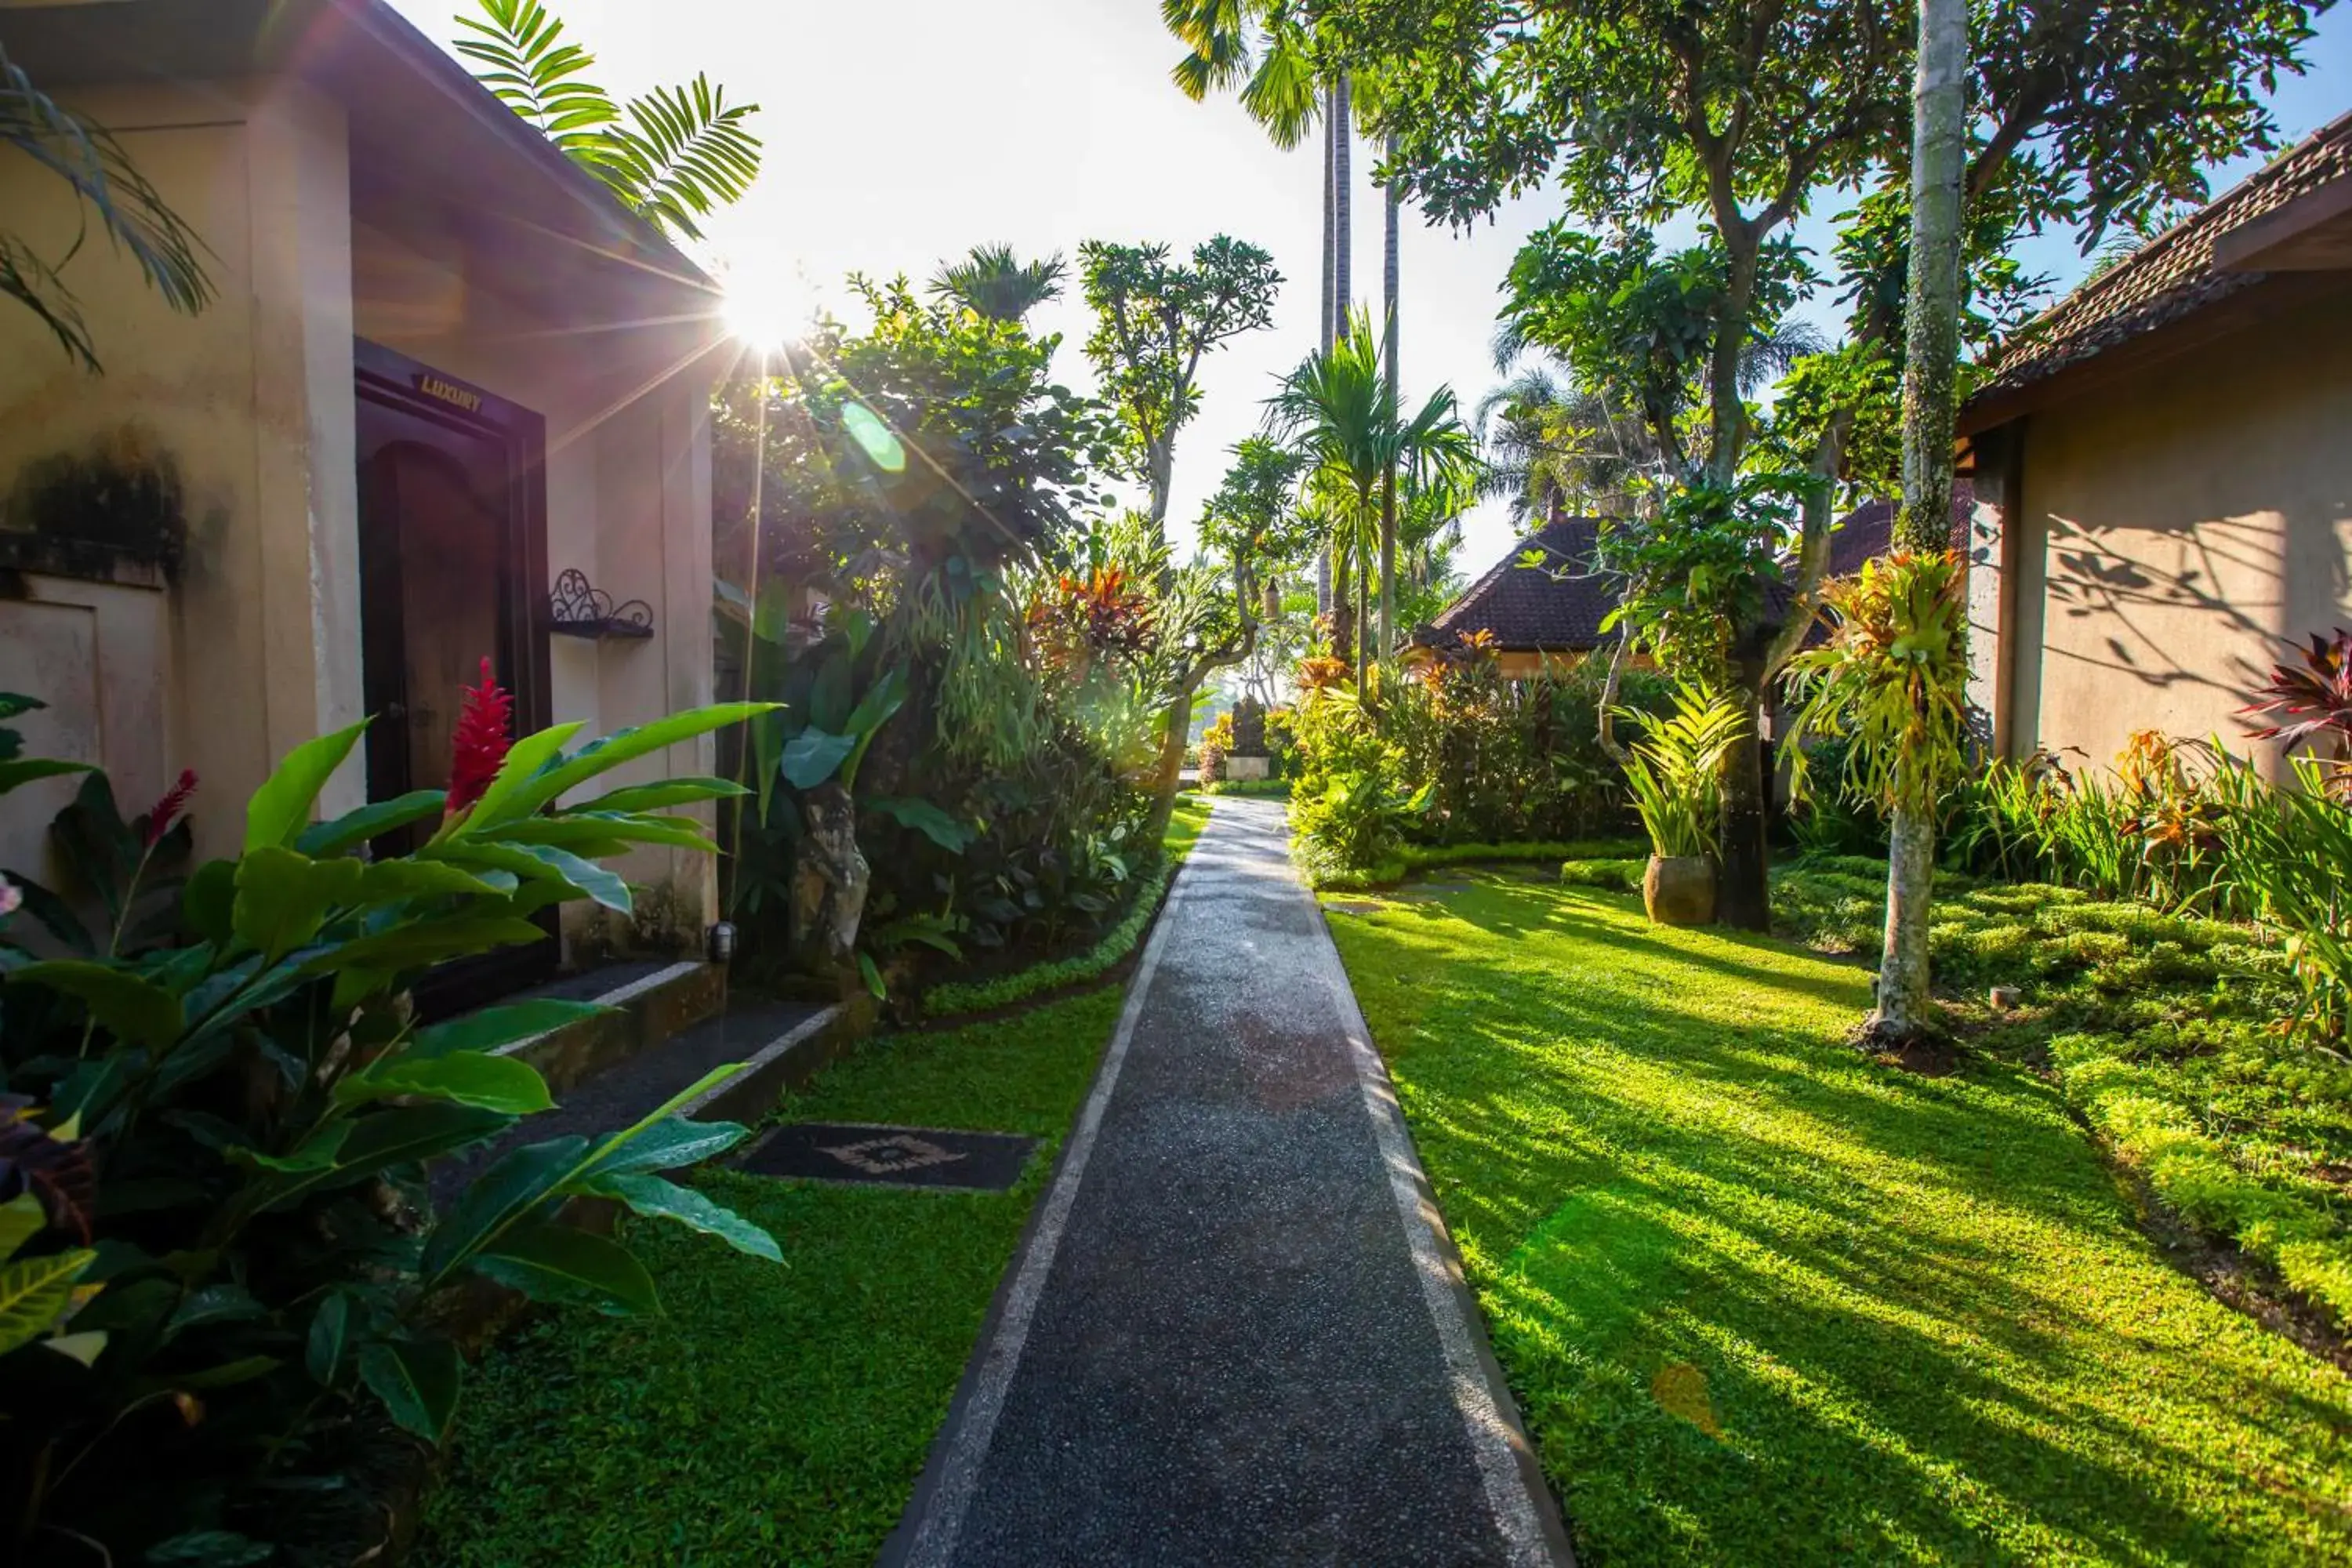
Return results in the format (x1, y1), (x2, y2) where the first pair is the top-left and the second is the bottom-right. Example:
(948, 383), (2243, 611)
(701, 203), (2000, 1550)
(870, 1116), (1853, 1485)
(2241, 626), (2352, 800)
(0, 679), (779, 1566)
(1617, 684), (1747, 861)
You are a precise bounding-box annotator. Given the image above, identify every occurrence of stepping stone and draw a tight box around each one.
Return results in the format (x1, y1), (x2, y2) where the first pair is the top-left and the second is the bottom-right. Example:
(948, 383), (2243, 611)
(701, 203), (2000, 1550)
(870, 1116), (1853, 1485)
(739, 1123), (1037, 1192)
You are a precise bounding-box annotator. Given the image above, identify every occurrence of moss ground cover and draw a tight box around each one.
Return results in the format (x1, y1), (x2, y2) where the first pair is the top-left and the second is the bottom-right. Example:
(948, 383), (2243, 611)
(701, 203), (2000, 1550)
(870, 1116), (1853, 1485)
(1771, 859), (2352, 1322)
(1324, 869), (2352, 1564)
(415, 988), (1123, 1566)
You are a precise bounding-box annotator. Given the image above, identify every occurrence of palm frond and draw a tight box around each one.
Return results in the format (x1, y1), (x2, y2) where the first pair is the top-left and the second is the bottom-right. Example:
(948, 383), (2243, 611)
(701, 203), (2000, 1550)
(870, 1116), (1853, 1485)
(604, 76), (763, 241)
(930, 244), (1067, 322)
(1, 44), (212, 372)
(452, 0), (617, 153)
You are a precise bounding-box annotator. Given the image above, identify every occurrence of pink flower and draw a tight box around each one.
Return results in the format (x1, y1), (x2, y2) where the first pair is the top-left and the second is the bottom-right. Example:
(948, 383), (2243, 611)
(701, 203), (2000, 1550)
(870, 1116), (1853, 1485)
(0, 876), (20, 919)
(143, 769), (198, 848)
(445, 657), (514, 818)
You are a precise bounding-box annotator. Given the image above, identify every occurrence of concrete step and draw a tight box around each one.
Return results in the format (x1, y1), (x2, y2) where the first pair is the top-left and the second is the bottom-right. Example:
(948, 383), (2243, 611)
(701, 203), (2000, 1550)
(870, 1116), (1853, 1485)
(490, 958), (726, 1099)
(431, 995), (847, 1204)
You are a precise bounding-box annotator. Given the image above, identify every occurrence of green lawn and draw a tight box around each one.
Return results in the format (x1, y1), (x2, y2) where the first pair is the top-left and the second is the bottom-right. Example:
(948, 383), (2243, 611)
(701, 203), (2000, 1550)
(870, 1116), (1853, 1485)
(1324, 869), (2352, 1565)
(415, 989), (1122, 1567)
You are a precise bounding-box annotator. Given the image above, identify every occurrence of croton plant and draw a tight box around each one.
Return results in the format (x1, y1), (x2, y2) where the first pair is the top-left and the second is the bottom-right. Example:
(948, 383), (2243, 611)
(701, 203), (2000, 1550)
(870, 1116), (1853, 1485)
(0, 674), (775, 1566)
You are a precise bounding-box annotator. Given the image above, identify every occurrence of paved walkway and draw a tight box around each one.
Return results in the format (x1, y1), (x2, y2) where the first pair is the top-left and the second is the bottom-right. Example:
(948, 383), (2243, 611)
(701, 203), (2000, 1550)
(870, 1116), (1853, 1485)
(887, 798), (1573, 1567)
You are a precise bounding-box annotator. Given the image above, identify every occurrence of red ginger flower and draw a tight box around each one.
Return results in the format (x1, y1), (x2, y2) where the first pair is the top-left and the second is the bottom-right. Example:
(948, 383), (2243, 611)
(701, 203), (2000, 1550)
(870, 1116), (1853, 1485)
(143, 769), (198, 848)
(445, 657), (514, 818)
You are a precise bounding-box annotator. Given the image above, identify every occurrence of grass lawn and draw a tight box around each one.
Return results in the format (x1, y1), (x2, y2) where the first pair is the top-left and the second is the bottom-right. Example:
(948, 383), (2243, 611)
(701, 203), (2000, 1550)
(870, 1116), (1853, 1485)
(414, 987), (1123, 1567)
(1323, 869), (2352, 1565)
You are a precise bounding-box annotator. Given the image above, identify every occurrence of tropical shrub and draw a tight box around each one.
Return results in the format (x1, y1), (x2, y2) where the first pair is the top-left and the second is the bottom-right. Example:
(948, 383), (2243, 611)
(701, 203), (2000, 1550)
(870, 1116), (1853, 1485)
(0, 681), (779, 1565)
(1196, 710), (1233, 784)
(2240, 626), (2352, 799)
(1285, 683), (1428, 881)
(1619, 684), (1747, 859)
(1381, 636), (1662, 845)
(1782, 550), (1970, 818)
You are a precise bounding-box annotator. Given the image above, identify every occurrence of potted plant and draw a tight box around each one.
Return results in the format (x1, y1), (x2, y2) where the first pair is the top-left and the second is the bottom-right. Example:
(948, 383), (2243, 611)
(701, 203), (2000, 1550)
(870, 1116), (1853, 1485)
(1619, 684), (1748, 925)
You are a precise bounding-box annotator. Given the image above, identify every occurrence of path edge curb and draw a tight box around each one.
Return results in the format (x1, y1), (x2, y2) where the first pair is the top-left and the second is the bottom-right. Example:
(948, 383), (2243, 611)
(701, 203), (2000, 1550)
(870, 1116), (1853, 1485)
(877, 806), (1206, 1568)
(1307, 869), (1582, 1568)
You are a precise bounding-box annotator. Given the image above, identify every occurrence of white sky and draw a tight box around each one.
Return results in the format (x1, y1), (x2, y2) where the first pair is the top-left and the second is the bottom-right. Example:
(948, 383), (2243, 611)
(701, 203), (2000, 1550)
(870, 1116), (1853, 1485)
(390, 0), (2350, 577)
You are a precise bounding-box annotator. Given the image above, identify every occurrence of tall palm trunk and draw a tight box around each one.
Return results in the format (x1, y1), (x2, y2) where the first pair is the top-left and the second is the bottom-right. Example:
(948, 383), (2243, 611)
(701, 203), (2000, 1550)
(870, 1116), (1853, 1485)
(1876, 0), (1970, 1042)
(1316, 81), (1342, 619)
(1378, 131), (1401, 659)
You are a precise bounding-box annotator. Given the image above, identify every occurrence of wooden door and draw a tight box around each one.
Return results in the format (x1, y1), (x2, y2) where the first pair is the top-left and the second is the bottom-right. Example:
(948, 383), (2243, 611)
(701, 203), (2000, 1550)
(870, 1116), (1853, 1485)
(354, 340), (553, 1007)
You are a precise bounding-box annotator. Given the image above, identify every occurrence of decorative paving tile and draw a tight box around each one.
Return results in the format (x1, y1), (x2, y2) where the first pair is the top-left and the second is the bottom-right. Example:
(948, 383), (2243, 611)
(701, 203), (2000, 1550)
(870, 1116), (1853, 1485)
(736, 1122), (1038, 1191)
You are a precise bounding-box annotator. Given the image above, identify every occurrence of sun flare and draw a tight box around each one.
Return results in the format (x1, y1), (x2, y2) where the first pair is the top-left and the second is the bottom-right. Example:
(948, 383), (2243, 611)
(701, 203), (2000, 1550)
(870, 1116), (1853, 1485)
(721, 256), (818, 354)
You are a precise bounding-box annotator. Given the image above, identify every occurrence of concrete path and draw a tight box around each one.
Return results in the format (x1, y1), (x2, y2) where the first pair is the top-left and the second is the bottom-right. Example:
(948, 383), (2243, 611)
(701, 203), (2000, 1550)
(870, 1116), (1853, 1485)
(887, 797), (1573, 1567)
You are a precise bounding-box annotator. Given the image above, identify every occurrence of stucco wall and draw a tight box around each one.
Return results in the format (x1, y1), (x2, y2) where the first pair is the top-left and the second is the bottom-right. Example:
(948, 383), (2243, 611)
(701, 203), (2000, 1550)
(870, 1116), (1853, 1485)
(0, 78), (361, 874)
(1997, 299), (2352, 778)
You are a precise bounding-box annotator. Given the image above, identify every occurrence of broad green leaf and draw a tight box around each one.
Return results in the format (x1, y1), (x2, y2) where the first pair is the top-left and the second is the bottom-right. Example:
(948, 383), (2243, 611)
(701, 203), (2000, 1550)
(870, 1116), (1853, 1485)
(9, 960), (182, 1047)
(575, 1116), (749, 1178)
(246, 720), (370, 851)
(808, 655), (852, 732)
(0, 1194), (45, 1262)
(499, 841), (633, 913)
(0, 757), (94, 797)
(295, 789), (445, 858)
(480, 703), (779, 826)
(353, 860), (508, 904)
(868, 795), (975, 852)
(170, 1354), (281, 1389)
(307, 1292), (352, 1386)
(230, 1120), (355, 1174)
(337, 1051), (554, 1116)
(473, 1220), (661, 1315)
(0, 1248), (94, 1356)
(181, 859), (237, 944)
(410, 999), (609, 1059)
(492, 814), (719, 854)
(420, 1136), (590, 1284)
(573, 778), (747, 814)
(780, 729), (855, 789)
(445, 721), (585, 838)
(233, 847), (365, 962)
(166, 1283), (266, 1336)
(575, 1067), (750, 1185)
(244, 1105), (510, 1213)
(308, 916), (549, 978)
(585, 1172), (782, 1262)
(750, 710), (784, 826)
(358, 1338), (462, 1443)
(43, 1330), (106, 1367)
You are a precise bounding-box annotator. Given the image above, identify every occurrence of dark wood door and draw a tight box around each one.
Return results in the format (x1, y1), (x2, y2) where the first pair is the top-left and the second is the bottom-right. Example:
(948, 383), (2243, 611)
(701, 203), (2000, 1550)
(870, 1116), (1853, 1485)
(354, 340), (554, 1010)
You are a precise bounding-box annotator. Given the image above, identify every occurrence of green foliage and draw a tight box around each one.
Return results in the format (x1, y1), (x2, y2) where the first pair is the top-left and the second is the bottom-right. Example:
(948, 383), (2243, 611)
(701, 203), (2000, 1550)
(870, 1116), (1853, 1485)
(454, 0), (760, 240)
(1588, 473), (1823, 678)
(417, 988), (1124, 1566)
(928, 243), (1067, 323)
(1783, 550), (1971, 815)
(1079, 235), (1282, 514)
(1381, 644), (1659, 845)
(1283, 684), (1432, 882)
(1326, 867), (2352, 1562)
(1771, 862), (2351, 1326)
(0, 700), (774, 1563)
(1, 44), (212, 371)
(1618, 684), (1746, 859)
(921, 799), (1209, 1018)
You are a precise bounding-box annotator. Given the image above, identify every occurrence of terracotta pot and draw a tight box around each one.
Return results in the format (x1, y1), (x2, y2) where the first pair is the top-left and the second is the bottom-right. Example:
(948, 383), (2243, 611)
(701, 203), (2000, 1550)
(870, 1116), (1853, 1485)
(1643, 854), (1716, 927)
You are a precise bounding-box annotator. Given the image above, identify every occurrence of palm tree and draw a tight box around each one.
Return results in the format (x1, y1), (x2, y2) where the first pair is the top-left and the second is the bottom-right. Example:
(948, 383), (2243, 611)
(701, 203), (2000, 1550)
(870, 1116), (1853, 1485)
(1475, 361), (1663, 523)
(1163, 1), (1351, 616)
(1264, 309), (1479, 686)
(3, 45), (211, 372)
(929, 244), (1067, 323)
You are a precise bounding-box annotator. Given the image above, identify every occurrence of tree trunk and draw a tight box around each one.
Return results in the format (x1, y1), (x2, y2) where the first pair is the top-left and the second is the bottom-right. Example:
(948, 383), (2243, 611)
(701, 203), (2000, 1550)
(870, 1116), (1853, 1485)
(1379, 132), (1401, 659)
(1328, 544), (1354, 663)
(1715, 645), (1772, 931)
(1142, 683), (1196, 850)
(1332, 74), (1352, 335)
(1316, 82), (1341, 618)
(1871, 0), (1970, 1043)
(1356, 534), (1371, 690)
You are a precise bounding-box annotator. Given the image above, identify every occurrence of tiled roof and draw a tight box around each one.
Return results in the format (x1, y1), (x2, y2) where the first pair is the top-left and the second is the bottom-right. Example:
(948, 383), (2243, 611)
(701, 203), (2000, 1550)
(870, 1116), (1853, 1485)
(1417, 493), (1971, 655)
(1419, 516), (1616, 652)
(1967, 110), (2352, 408)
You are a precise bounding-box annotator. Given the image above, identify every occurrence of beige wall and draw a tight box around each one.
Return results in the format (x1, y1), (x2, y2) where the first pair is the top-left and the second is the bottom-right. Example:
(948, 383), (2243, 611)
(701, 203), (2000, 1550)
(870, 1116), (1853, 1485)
(0, 78), (361, 872)
(1989, 300), (2352, 779)
(350, 219), (724, 940)
(2, 71), (725, 950)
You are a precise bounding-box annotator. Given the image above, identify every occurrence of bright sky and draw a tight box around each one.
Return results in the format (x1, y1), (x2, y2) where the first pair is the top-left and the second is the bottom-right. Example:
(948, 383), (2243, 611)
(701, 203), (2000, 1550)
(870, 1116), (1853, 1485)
(391, 0), (2351, 579)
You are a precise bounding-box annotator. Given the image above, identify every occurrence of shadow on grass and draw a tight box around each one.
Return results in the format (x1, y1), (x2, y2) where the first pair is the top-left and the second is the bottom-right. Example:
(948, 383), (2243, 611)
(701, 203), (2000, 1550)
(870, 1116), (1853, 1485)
(1330, 877), (2352, 1566)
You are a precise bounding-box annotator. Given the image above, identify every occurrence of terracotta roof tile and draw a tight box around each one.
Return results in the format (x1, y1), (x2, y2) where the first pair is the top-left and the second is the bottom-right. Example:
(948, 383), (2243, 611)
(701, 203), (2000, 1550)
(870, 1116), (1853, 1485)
(1968, 110), (2352, 407)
